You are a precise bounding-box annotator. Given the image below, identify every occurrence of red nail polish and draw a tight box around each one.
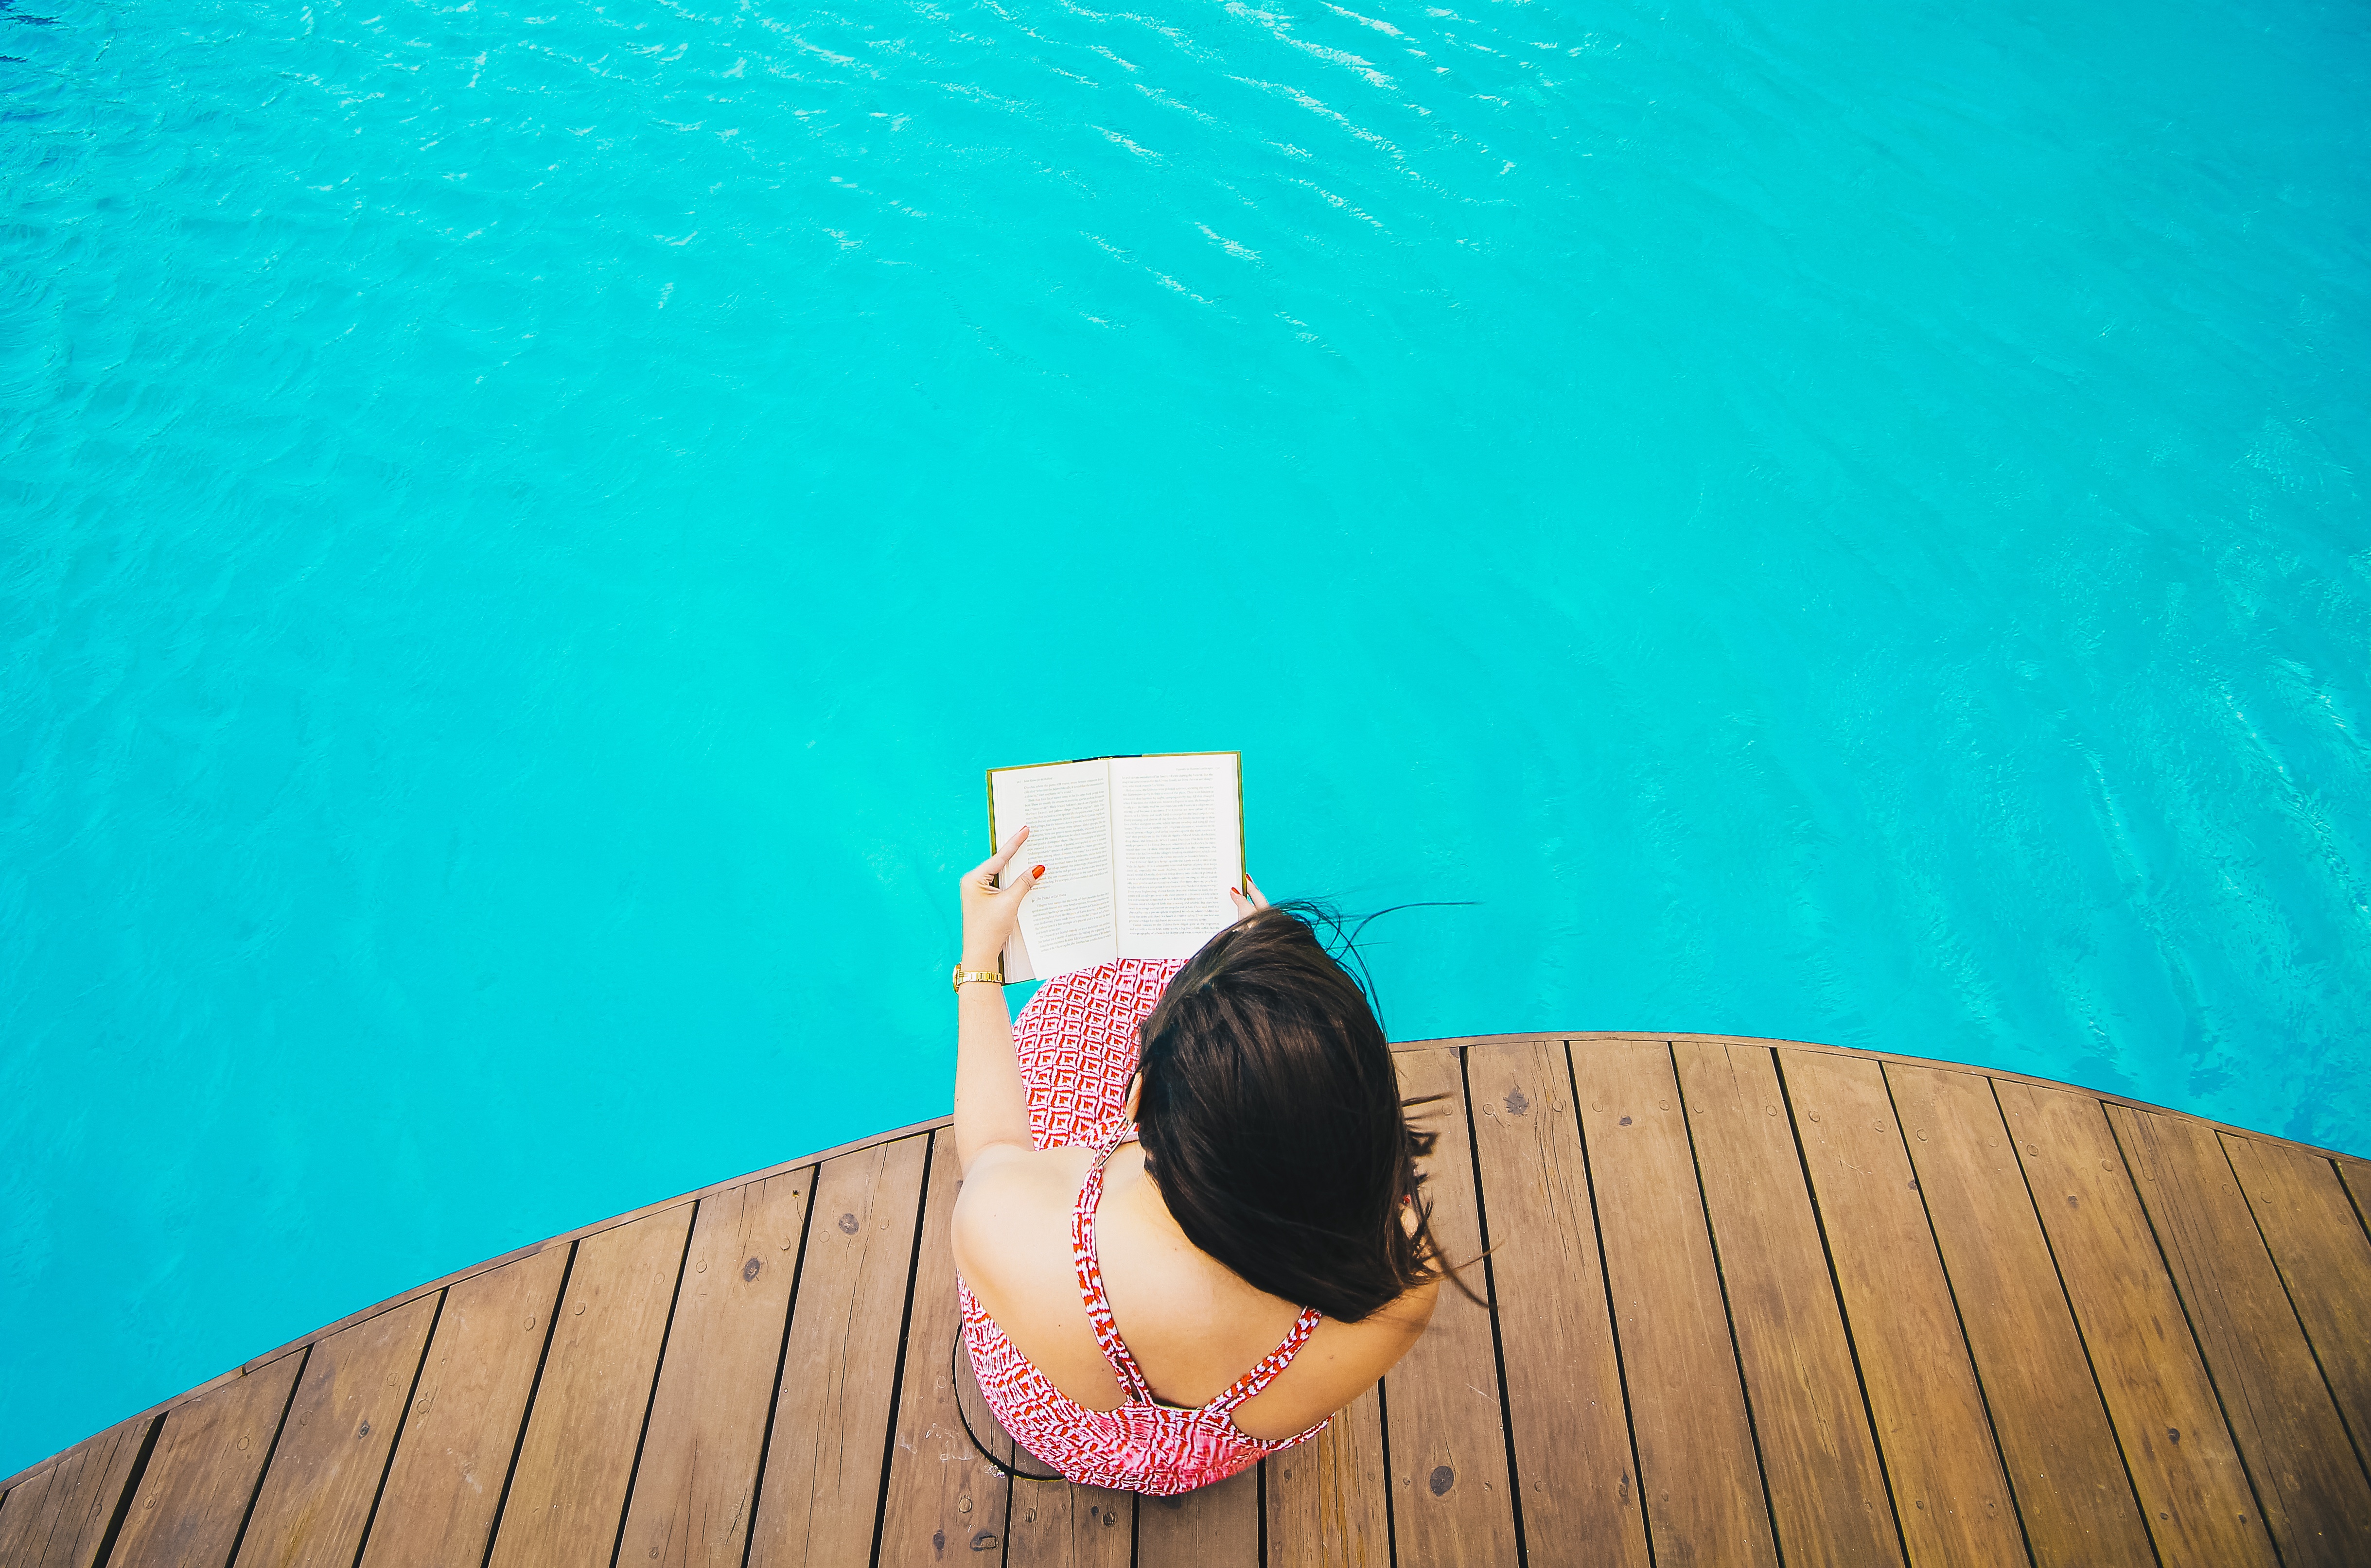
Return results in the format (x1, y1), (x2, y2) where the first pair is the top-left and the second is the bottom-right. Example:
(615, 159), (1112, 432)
(1032, 865), (1045, 878)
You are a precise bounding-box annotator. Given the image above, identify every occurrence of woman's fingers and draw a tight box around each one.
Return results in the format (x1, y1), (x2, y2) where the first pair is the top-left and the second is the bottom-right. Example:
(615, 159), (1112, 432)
(965, 825), (1031, 889)
(1000, 858), (1045, 903)
(989, 825), (1030, 873)
(1227, 872), (1270, 919)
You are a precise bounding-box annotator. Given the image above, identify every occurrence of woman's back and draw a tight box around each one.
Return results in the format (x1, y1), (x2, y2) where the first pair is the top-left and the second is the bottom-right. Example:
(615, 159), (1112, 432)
(948, 878), (1450, 1493)
(955, 1108), (1433, 1445)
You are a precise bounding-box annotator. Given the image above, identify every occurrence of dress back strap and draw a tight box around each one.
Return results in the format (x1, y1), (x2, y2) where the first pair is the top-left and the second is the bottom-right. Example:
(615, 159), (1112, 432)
(1209, 1306), (1323, 1413)
(1072, 1119), (1156, 1403)
(1072, 1116), (1326, 1417)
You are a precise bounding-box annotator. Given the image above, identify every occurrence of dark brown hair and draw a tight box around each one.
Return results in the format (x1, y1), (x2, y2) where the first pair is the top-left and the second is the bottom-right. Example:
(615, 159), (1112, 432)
(1132, 902), (1461, 1322)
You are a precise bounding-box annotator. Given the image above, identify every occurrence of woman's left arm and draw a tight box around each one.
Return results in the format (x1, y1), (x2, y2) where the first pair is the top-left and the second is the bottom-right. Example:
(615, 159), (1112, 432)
(953, 828), (1042, 1174)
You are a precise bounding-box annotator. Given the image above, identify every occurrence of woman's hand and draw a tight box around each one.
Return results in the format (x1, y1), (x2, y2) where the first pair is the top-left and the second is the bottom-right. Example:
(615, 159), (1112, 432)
(1226, 872), (1271, 921)
(960, 827), (1042, 970)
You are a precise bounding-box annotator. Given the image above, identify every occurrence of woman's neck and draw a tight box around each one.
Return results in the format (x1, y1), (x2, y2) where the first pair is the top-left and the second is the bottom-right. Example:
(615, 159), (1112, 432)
(1103, 1145), (1191, 1247)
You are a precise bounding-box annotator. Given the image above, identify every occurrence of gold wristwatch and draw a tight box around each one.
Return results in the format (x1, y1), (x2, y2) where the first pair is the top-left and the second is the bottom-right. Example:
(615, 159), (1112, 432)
(951, 966), (1004, 992)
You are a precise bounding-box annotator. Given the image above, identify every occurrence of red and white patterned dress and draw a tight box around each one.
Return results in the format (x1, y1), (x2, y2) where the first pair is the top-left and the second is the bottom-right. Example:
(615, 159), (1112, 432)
(960, 958), (1330, 1495)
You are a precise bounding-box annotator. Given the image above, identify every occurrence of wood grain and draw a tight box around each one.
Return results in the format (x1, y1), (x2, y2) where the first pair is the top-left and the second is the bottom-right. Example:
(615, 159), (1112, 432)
(1993, 1080), (2279, 1568)
(0, 1416), (154, 1568)
(744, 1134), (930, 1568)
(1882, 1064), (2152, 1566)
(0, 1459), (58, 1566)
(1571, 1039), (1776, 1568)
(358, 1244), (571, 1568)
(878, 1132), (1016, 1568)
(487, 1205), (696, 1568)
(2339, 1158), (2371, 1233)
(1264, 1383), (1387, 1568)
(616, 1169), (815, 1568)
(2221, 1134), (2371, 1469)
(1462, 1038), (1647, 1568)
(1136, 1466), (1258, 1565)
(1002, 1483), (1131, 1568)
(0, 1465), (50, 1562)
(110, 1354), (306, 1568)
(2109, 1106), (2371, 1565)
(1782, 1050), (2024, 1567)
(1676, 1040), (1901, 1568)
(234, 1293), (439, 1568)
(1385, 1047), (1519, 1567)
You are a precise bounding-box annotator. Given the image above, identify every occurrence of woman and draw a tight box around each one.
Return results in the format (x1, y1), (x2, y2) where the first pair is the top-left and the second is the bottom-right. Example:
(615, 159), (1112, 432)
(949, 825), (1448, 1496)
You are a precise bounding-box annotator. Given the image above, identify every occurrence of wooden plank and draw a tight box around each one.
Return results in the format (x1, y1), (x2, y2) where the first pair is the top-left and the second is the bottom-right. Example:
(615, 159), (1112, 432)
(222, 1115), (959, 1389)
(487, 1204), (696, 1568)
(1585, 1034), (2371, 1165)
(0, 1462), (55, 1561)
(234, 1293), (440, 1568)
(110, 1354), (306, 1568)
(1003, 1483), (1131, 1567)
(1674, 1040), (1901, 1567)
(1462, 1039), (1648, 1567)
(1389, 1031), (1565, 1056)
(1385, 1046), (1518, 1566)
(2109, 1106), (2371, 1564)
(0, 1416), (154, 1568)
(2221, 1134), (2371, 1466)
(1569, 1039), (1775, 1568)
(1781, 1050), (2025, 1567)
(1137, 1466), (1258, 1564)
(878, 1132), (1014, 1567)
(2339, 1158), (2371, 1231)
(745, 1134), (930, 1568)
(1883, 1063), (2153, 1567)
(617, 1169), (815, 1567)
(359, 1244), (571, 1568)
(1992, 1079), (2279, 1567)
(1264, 1383), (1387, 1568)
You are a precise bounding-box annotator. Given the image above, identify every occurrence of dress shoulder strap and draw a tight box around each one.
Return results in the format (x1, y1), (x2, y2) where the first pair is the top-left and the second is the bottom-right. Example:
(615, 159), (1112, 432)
(1072, 1119), (1156, 1403)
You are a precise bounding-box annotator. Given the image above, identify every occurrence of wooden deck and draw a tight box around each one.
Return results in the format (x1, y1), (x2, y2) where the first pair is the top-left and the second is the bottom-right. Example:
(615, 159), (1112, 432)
(7, 1032), (2370, 1567)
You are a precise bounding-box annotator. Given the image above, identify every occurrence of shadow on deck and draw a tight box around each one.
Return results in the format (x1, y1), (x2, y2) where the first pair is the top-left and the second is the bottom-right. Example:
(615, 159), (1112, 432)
(6, 1033), (2369, 1567)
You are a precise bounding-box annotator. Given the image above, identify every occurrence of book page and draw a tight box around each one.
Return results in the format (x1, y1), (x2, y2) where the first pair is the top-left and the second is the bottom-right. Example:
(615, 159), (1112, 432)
(988, 759), (1119, 982)
(1109, 752), (1244, 962)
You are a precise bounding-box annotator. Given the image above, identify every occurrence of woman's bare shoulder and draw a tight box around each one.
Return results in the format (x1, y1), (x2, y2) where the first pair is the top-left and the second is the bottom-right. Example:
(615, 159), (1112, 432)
(1323, 1274), (1439, 1363)
(1376, 1272), (1441, 1338)
(949, 1143), (1092, 1293)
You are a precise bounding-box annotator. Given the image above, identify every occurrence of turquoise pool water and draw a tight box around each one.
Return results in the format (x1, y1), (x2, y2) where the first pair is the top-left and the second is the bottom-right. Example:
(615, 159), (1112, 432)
(4, 0), (2366, 1478)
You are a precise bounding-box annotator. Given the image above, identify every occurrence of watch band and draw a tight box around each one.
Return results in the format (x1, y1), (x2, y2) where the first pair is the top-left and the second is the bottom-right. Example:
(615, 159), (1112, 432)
(952, 966), (1004, 992)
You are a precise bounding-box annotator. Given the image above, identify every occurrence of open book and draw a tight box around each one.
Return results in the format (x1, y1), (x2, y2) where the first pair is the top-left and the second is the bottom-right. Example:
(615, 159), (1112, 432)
(987, 752), (1244, 983)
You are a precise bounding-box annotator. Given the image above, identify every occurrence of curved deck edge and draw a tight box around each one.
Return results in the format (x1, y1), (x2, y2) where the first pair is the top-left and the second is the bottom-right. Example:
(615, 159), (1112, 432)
(1422, 1029), (2367, 1164)
(0, 1110), (957, 1495)
(7, 1031), (2363, 1498)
